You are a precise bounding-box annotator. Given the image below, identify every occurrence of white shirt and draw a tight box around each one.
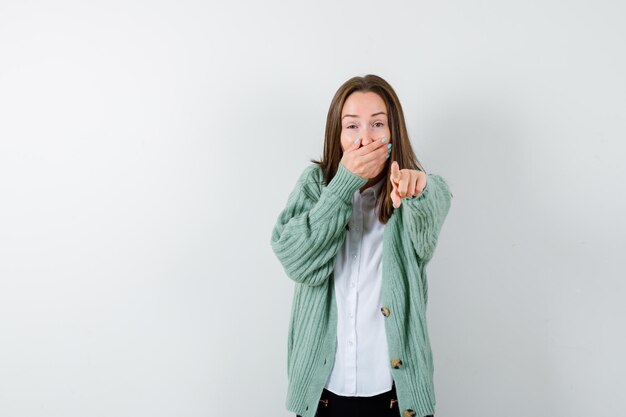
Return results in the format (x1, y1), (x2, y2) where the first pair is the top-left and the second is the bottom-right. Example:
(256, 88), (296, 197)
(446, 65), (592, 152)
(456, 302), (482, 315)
(325, 176), (394, 397)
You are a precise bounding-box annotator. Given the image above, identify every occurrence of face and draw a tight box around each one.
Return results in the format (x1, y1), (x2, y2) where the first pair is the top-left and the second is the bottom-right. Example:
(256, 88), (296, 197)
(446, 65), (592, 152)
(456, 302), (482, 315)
(340, 91), (392, 153)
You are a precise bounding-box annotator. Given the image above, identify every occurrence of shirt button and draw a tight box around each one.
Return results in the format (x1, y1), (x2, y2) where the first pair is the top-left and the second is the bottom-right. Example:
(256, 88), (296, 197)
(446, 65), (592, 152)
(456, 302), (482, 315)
(391, 358), (403, 369)
(381, 307), (391, 317)
(403, 410), (416, 417)
(349, 313), (354, 318)
(348, 340), (353, 346)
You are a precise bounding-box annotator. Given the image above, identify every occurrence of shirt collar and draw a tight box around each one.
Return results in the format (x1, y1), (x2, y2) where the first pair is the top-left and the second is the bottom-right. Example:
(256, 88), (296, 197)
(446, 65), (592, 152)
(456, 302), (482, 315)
(360, 176), (385, 202)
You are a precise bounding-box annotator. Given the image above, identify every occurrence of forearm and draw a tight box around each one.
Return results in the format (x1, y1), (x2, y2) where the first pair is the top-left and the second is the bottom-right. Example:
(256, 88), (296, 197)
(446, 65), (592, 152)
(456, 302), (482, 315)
(400, 173), (453, 262)
(271, 163), (368, 286)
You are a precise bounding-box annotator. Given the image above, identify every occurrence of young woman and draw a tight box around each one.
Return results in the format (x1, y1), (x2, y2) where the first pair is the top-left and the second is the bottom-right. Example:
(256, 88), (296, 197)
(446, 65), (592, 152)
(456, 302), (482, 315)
(270, 74), (453, 417)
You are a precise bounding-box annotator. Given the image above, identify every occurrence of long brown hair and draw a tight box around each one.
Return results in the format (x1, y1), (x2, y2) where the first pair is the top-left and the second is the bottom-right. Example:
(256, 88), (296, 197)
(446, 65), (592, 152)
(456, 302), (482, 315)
(310, 74), (426, 224)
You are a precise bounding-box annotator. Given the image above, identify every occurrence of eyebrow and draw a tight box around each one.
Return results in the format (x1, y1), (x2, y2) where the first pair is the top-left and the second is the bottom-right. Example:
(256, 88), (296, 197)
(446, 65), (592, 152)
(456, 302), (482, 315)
(341, 112), (387, 120)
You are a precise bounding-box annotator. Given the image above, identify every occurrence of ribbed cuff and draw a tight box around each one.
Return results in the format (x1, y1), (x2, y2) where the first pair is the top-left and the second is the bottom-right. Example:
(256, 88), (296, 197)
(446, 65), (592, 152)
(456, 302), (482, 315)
(326, 163), (368, 204)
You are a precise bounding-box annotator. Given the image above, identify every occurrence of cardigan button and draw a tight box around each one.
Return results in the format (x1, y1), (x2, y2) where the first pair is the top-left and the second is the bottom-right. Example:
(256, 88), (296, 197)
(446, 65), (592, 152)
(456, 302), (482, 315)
(391, 358), (403, 369)
(381, 307), (390, 317)
(403, 409), (416, 417)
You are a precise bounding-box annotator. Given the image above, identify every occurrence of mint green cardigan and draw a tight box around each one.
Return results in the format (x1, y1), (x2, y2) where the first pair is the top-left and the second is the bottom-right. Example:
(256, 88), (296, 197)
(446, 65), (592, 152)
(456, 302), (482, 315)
(270, 162), (453, 417)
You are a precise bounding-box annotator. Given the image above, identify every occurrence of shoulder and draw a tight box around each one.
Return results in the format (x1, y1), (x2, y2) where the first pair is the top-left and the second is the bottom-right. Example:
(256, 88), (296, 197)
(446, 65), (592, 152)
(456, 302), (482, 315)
(289, 163), (325, 199)
(425, 172), (453, 198)
(426, 172), (449, 188)
(298, 163), (322, 181)
(295, 163), (325, 187)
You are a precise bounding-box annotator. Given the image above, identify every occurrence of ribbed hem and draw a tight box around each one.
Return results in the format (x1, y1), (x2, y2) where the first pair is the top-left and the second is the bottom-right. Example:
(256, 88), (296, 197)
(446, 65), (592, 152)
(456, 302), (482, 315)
(325, 163), (368, 204)
(286, 284), (338, 417)
(391, 372), (436, 417)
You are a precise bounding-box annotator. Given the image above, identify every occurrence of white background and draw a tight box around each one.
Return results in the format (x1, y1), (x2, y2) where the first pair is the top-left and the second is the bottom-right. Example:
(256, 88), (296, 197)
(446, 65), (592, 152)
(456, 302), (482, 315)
(1, 1), (624, 416)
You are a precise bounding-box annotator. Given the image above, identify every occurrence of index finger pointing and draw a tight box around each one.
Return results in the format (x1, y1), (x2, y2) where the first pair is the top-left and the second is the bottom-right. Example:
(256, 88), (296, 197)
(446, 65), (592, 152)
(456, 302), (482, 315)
(391, 161), (401, 183)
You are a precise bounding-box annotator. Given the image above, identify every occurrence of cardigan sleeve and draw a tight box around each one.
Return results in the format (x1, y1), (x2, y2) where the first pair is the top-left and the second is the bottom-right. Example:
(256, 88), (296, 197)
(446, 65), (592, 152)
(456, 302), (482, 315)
(399, 173), (453, 263)
(270, 162), (368, 286)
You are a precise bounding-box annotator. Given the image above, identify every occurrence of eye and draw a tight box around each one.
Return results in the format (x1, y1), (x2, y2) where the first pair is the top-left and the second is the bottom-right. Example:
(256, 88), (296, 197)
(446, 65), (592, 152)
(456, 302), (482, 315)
(373, 122), (384, 128)
(346, 124), (357, 129)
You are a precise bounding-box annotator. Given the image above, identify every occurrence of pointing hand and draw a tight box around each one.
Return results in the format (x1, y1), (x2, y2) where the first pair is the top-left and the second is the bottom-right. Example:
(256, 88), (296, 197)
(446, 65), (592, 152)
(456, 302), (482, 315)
(389, 161), (427, 208)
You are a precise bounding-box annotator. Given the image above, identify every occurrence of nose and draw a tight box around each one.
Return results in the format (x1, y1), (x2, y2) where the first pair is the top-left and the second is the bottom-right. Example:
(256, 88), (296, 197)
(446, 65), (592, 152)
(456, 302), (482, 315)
(360, 129), (376, 144)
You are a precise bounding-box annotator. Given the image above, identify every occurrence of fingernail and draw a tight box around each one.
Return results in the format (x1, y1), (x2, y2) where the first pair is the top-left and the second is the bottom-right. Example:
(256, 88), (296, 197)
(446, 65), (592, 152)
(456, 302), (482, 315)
(354, 138), (360, 144)
(386, 154), (390, 159)
(381, 136), (387, 143)
(387, 143), (392, 149)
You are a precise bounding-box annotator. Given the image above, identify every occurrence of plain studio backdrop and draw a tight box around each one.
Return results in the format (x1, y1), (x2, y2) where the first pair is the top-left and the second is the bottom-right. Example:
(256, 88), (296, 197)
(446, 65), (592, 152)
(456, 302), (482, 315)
(0, 1), (624, 416)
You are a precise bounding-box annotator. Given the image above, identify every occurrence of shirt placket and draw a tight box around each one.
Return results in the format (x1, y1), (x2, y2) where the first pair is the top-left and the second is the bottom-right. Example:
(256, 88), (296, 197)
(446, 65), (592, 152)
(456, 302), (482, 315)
(345, 193), (362, 394)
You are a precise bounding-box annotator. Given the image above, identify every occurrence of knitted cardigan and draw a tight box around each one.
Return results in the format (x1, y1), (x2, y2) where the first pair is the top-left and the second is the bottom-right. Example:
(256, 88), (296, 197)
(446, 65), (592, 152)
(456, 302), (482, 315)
(270, 162), (453, 417)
